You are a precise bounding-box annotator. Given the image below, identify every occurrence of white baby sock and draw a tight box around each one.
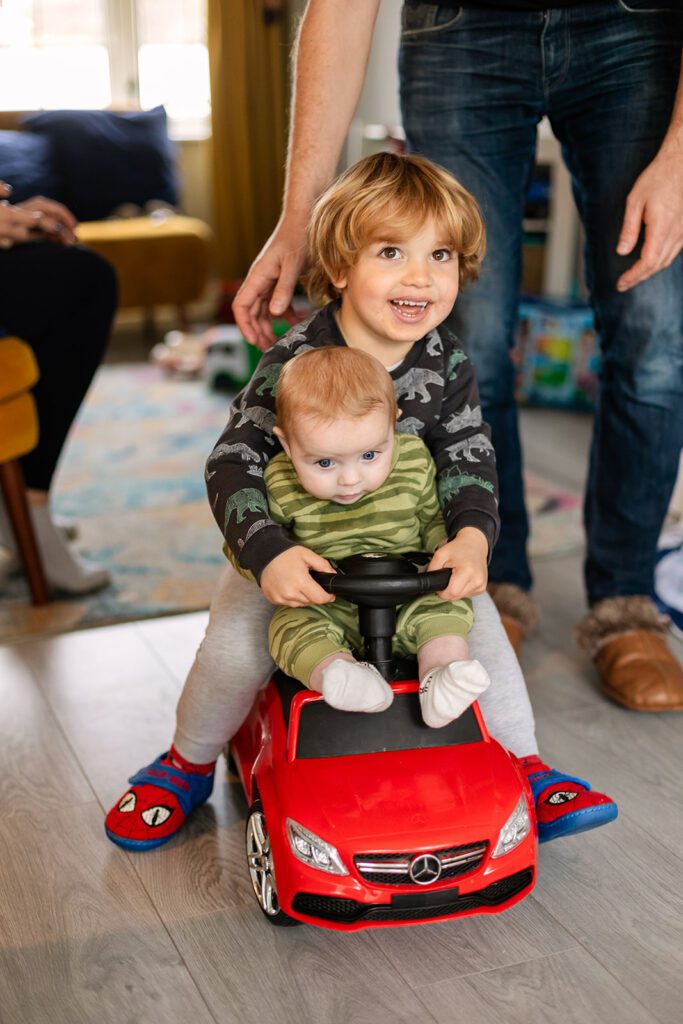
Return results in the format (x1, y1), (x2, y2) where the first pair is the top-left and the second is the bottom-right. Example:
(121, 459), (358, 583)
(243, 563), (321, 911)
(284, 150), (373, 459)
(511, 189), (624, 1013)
(322, 659), (394, 713)
(419, 659), (491, 728)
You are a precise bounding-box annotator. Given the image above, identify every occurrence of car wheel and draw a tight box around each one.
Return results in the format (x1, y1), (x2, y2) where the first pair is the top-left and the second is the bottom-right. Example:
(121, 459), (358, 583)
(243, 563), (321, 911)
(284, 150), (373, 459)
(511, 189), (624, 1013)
(246, 801), (299, 927)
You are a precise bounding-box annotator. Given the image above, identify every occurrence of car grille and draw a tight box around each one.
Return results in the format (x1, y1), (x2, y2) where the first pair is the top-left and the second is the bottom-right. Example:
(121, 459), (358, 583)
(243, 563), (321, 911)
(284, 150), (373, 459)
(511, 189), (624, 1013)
(292, 868), (534, 924)
(354, 841), (488, 886)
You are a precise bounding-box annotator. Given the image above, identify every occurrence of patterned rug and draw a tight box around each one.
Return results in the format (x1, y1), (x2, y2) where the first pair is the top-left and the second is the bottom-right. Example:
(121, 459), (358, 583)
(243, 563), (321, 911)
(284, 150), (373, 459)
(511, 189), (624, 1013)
(0, 364), (232, 644)
(0, 363), (583, 644)
(525, 471), (583, 560)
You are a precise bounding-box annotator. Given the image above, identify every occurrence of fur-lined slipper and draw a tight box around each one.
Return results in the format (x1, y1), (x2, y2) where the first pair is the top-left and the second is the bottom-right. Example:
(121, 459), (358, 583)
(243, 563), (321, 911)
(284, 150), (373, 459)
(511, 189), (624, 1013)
(576, 596), (683, 712)
(488, 583), (539, 657)
(575, 595), (668, 659)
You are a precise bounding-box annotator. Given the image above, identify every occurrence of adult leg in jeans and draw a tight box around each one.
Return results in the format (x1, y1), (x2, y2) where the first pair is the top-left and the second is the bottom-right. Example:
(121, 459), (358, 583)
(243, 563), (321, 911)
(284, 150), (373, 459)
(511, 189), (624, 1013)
(0, 242), (116, 592)
(400, 7), (543, 604)
(548, 4), (683, 708)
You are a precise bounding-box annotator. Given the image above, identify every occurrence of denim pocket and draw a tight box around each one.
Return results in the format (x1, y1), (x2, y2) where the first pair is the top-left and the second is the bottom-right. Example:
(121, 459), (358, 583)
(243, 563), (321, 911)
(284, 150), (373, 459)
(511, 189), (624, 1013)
(401, 3), (464, 38)
(616, 0), (682, 12)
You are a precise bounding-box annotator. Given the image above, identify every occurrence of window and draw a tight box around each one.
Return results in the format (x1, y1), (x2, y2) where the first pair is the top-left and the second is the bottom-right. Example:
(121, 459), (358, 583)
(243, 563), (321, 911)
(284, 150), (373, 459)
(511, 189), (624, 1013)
(0, 0), (210, 138)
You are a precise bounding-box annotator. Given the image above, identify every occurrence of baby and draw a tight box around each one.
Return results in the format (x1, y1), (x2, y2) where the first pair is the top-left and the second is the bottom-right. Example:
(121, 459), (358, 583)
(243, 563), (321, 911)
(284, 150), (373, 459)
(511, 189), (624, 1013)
(238, 345), (491, 726)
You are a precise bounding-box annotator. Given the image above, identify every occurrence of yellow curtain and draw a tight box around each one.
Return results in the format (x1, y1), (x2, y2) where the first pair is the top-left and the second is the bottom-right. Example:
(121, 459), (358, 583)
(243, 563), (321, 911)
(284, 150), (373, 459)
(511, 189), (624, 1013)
(208, 0), (288, 279)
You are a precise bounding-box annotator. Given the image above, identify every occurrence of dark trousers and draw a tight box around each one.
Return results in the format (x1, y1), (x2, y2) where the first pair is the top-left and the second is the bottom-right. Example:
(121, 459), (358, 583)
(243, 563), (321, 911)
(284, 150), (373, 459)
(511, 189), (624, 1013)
(400, 0), (683, 603)
(0, 243), (117, 491)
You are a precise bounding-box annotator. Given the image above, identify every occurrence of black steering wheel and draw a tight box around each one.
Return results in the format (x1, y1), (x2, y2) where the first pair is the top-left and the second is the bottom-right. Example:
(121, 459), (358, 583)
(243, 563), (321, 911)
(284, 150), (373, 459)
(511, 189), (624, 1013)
(310, 552), (452, 679)
(310, 551), (451, 607)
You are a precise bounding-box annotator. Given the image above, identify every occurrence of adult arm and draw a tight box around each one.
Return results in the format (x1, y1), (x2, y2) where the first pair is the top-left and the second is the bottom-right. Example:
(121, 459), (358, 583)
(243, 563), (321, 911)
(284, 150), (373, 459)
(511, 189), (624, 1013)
(617, 51), (683, 291)
(232, 0), (380, 349)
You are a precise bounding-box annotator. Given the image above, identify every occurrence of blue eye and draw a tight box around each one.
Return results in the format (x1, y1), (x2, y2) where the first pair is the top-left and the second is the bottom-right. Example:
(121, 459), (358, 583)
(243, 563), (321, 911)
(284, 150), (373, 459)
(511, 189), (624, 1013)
(317, 458), (332, 469)
(361, 451), (377, 461)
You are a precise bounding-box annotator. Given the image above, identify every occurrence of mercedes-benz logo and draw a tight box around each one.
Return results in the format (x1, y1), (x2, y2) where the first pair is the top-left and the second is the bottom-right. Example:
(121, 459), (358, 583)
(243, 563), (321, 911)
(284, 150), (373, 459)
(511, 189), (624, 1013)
(409, 853), (442, 885)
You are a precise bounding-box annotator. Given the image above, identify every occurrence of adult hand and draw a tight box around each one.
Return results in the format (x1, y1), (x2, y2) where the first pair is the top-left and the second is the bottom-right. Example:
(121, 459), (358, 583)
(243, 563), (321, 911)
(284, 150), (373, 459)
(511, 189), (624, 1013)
(427, 527), (489, 602)
(0, 183), (78, 249)
(17, 196), (78, 244)
(232, 214), (309, 351)
(260, 544), (336, 607)
(616, 143), (683, 292)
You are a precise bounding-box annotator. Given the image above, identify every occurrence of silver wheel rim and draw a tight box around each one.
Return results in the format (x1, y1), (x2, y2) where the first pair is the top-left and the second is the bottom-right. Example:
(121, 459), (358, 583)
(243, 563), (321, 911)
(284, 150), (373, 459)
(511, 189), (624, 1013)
(246, 810), (280, 916)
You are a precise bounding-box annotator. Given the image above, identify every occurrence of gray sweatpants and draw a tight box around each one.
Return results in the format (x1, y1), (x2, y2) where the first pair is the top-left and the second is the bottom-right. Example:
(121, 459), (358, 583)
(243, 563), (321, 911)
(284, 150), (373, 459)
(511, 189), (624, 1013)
(174, 564), (539, 762)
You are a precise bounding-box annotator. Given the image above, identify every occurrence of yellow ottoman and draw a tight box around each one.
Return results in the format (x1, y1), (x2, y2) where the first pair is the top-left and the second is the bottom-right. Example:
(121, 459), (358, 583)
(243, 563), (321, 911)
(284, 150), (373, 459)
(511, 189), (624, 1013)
(78, 215), (213, 326)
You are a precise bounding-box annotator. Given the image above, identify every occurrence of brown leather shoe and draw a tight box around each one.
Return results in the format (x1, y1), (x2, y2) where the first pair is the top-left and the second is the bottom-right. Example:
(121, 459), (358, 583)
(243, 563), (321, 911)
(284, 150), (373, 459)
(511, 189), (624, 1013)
(595, 631), (683, 711)
(501, 615), (524, 660)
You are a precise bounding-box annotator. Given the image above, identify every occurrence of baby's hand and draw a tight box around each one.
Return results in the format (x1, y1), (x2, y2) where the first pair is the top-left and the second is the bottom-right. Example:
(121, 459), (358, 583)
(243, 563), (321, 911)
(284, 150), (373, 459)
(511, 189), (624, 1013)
(428, 528), (488, 601)
(260, 545), (336, 607)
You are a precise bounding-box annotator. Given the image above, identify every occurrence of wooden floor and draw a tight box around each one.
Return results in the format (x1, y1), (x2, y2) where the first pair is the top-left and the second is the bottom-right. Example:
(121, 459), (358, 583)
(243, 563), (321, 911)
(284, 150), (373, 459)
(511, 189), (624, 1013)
(1, 409), (682, 1024)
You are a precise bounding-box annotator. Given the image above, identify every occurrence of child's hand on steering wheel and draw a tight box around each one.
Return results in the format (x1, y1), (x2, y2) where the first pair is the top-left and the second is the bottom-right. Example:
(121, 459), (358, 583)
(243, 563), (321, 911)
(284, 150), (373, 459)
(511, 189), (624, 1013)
(260, 545), (336, 607)
(428, 527), (489, 601)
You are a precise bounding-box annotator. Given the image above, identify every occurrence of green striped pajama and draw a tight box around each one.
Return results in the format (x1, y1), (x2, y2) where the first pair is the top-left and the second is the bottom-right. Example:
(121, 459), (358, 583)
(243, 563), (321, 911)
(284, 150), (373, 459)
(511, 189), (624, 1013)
(269, 591), (473, 686)
(225, 434), (475, 686)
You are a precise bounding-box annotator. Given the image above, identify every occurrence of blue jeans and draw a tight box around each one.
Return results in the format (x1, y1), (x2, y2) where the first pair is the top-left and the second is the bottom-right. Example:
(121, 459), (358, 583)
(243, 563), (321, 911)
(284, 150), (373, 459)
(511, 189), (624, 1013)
(399, 1), (683, 604)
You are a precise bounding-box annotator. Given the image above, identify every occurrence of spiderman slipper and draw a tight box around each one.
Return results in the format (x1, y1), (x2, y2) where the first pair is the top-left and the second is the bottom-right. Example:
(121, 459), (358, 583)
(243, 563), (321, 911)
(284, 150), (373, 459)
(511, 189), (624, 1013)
(105, 752), (215, 851)
(522, 758), (618, 843)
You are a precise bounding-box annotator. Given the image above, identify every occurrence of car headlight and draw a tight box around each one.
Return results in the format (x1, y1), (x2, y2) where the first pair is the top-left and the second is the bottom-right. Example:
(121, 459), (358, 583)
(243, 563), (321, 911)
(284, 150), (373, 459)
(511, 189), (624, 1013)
(286, 818), (348, 875)
(492, 794), (531, 858)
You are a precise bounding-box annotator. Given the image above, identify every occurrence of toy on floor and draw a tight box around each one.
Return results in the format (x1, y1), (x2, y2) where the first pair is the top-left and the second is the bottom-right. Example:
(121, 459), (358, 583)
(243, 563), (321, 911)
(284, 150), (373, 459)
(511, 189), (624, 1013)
(229, 552), (538, 930)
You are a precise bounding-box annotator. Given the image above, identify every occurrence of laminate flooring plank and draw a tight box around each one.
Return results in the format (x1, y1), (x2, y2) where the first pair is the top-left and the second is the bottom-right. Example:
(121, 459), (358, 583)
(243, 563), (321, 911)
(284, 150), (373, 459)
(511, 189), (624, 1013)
(531, 824), (683, 1023)
(137, 611), (210, 685)
(0, 801), (217, 1024)
(534, 701), (683, 856)
(412, 946), (659, 1024)
(0, 646), (94, 815)
(161, 906), (439, 1024)
(368, 892), (577, 989)
(18, 622), (187, 809)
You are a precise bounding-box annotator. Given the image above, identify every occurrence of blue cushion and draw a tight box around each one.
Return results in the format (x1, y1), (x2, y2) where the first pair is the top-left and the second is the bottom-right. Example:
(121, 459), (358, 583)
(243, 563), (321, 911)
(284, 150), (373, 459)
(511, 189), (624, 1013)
(23, 107), (178, 221)
(0, 130), (63, 204)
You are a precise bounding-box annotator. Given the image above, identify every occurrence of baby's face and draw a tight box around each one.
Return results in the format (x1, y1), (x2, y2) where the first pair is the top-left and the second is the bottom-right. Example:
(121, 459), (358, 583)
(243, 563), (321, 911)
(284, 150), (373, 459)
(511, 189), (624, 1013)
(334, 216), (460, 361)
(279, 407), (395, 504)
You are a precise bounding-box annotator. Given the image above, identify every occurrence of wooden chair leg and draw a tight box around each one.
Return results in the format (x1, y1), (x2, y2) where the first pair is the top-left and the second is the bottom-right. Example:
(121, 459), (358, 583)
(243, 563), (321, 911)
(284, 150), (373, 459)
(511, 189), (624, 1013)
(177, 304), (190, 332)
(143, 307), (157, 342)
(0, 460), (49, 605)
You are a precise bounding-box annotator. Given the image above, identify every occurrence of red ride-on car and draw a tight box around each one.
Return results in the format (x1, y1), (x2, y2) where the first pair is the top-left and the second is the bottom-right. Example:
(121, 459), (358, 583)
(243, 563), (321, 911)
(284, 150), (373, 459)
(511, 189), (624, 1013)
(229, 552), (537, 931)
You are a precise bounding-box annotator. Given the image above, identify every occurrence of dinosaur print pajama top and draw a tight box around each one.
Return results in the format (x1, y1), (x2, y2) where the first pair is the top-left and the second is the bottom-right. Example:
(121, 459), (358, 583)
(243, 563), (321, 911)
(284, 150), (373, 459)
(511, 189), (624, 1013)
(205, 301), (500, 580)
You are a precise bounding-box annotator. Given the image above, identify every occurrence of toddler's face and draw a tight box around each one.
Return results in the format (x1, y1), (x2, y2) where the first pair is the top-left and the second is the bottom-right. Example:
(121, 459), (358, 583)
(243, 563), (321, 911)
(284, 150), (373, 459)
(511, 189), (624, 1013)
(334, 216), (460, 361)
(277, 407), (395, 504)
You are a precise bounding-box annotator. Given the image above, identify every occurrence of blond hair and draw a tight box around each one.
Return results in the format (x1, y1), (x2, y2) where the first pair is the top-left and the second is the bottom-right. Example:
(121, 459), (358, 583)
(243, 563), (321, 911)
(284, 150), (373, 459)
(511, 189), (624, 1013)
(275, 347), (398, 439)
(304, 151), (486, 306)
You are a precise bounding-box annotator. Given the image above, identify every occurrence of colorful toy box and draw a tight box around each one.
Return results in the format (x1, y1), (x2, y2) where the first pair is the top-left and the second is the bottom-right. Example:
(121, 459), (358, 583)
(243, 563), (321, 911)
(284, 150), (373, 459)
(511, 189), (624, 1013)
(513, 299), (601, 409)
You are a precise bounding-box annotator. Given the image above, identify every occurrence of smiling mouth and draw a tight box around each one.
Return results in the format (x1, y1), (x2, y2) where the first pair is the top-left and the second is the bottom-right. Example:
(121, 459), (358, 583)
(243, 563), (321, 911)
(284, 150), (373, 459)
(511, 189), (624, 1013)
(389, 299), (430, 320)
